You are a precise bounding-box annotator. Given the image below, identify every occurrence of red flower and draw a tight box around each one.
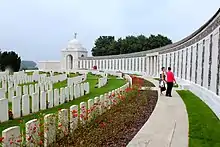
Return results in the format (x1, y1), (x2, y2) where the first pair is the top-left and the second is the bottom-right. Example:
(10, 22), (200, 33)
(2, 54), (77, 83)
(0, 137), (4, 143)
(99, 122), (106, 128)
(16, 139), (22, 143)
(72, 110), (77, 113)
(33, 126), (36, 131)
(10, 140), (13, 145)
(73, 113), (78, 118)
(112, 93), (115, 97)
(27, 136), (32, 141)
(38, 140), (43, 145)
(58, 123), (62, 127)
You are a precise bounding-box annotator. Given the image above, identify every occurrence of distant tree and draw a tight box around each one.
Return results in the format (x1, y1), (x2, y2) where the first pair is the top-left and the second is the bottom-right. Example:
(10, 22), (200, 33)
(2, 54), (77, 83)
(0, 51), (21, 72)
(91, 34), (172, 56)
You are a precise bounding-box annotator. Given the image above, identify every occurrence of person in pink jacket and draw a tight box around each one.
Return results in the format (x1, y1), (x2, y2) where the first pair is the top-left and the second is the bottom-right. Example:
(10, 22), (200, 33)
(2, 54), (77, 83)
(166, 67), (176, 97)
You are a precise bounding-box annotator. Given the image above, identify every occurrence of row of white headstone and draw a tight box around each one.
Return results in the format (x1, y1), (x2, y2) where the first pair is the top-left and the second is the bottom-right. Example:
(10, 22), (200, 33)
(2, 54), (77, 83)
(0, 82), (129, 147)
(98, 77), (108, 88)
(67, 74), (87, 86)
(0, 73), (67, 93)
(0, 82), (90, 122)
(105, 71), (123, 78)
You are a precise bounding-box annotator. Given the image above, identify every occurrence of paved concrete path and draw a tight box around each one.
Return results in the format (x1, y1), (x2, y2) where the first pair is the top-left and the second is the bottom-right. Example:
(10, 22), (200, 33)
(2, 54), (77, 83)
(127, 77), (189, 147)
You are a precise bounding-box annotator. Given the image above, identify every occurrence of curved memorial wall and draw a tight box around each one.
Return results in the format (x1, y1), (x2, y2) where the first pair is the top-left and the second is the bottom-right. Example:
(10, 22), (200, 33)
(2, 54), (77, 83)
(78, 9), (220, 118)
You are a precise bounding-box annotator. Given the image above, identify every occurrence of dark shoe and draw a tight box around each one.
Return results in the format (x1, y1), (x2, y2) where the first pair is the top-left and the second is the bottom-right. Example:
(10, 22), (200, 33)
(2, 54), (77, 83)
(169, 95), (172, 97)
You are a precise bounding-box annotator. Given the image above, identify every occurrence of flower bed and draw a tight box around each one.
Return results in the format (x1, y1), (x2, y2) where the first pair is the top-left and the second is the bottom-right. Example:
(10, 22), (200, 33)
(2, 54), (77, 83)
(0, 76), (157, 147)
(55, 77), (158, 147)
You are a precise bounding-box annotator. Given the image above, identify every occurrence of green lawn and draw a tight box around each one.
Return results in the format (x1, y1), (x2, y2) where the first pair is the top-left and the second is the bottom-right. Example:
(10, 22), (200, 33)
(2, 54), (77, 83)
(0, 74), (126, 134)
(177, 90), (220, 147)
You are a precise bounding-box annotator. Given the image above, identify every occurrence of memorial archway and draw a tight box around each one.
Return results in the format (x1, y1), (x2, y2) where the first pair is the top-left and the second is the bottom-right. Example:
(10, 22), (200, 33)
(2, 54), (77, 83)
(66, 54), (73, 70)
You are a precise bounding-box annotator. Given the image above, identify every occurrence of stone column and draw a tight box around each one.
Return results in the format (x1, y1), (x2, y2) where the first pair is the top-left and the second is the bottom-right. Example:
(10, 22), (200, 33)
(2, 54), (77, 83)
(115, 59), (118, 70)
(138, 57), (141, 72)
(112, 59), (115, 70)
(142, 57), (145, 73)
(210, 33), (218, 93)
(108, 59), (111, 70)
(132, 58), (135, 71)
(118, 59), (121, 71)
(154, 56), (157, 77)
(182, 49), (186, 80)
(135, 58), (138, 71)
(149, 56), (152, 76)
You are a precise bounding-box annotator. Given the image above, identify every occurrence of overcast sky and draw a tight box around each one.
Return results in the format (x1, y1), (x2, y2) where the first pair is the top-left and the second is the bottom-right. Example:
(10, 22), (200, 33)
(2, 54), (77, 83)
(0, 0), (219, 62)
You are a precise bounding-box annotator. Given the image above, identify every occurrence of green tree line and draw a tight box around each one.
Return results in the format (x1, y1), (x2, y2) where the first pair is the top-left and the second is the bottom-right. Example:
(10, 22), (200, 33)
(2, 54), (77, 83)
(91, 34), (172, 56)
(0, 50), (21, 72)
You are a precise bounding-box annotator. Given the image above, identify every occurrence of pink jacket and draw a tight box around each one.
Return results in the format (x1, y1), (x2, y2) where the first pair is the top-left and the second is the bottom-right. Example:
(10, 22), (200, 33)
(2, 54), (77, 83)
(166, 71), (176, 83)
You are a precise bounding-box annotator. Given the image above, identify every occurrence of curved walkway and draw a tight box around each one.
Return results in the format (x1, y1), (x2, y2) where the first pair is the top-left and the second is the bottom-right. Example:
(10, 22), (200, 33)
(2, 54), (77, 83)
(127, 77), (189, 147)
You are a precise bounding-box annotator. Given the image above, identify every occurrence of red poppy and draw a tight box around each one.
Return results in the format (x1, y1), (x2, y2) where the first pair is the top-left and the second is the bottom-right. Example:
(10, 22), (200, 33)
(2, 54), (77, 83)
(38, 140), (43, 145)
(0, 137), (4, 143)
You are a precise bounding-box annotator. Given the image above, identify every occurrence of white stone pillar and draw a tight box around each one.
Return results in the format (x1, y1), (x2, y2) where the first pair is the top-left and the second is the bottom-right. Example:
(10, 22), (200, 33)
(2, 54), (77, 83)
(132, 58), (135, 71)
(108, 59), (110, 70)
(138, 57), (141, 72)
(197, 44), (202, 85)
(119, 59), (121, 71)
(204, 39), (209, 89)
(142, 57), (145, 73)
(135, 58), (138, 71)
(112, 59), (114, 70)
(191, 47), (196, 83)
(182, 49), (186, 80)
(210, 31), (219, 93)
(154, 56), (157, 77)
(115, 59), (118, 70)
(121, 58), (125, 71)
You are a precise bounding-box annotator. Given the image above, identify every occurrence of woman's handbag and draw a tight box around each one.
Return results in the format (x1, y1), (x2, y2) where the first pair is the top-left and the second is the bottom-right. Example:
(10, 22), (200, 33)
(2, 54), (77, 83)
(160, 81), (164, 87)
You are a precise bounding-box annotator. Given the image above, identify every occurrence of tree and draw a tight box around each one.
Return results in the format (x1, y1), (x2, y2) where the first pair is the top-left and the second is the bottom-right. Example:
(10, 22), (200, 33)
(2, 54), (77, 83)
(0, 51), (21, 72)
(91, 34), (172, 56)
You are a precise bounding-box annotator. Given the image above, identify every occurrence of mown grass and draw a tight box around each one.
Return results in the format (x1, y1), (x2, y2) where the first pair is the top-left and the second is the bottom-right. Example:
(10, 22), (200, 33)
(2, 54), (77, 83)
(177, 90), (220, 147)
(0, 74), (126, 134)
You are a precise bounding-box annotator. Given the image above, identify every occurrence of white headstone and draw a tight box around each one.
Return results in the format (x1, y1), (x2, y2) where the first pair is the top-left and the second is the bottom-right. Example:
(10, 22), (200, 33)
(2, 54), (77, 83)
(94, 97), (100, 117)
(32, 93), (39, 113)
(80, 102), (87, 124)
(60, 88), (65, 104)
(0, 88), (5, 98)
(29, 85), (34, 95)
(25, 119), (40, 146)
(70, 105), (78, 132)
(48, 90), (53, 108)
(44, 114), (56, 146)
(65, 87), (69, 102)
(40, 91), (46, 110)
(87, 99), (94, 121)
(34, 83), (39, 93)
(80, 83), (84, 96)
(23, 85), (28, 95)
(69, 86), (74, 100)
(2, 126), (21, 147)
(73, 85), (77, 99)
(15, 86), (21, 98)
(8, 87), (14, 102)
(54, 89), (59, 106)
(58, 109), (69, 138)
(22, 94), (30, 116)
(0, 98), (8, 122)
(12, 96), (21, 118)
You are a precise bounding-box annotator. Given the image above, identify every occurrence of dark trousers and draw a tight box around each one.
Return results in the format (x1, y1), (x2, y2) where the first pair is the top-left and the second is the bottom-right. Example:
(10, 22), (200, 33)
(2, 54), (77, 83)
(166, 82), (173, 96)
